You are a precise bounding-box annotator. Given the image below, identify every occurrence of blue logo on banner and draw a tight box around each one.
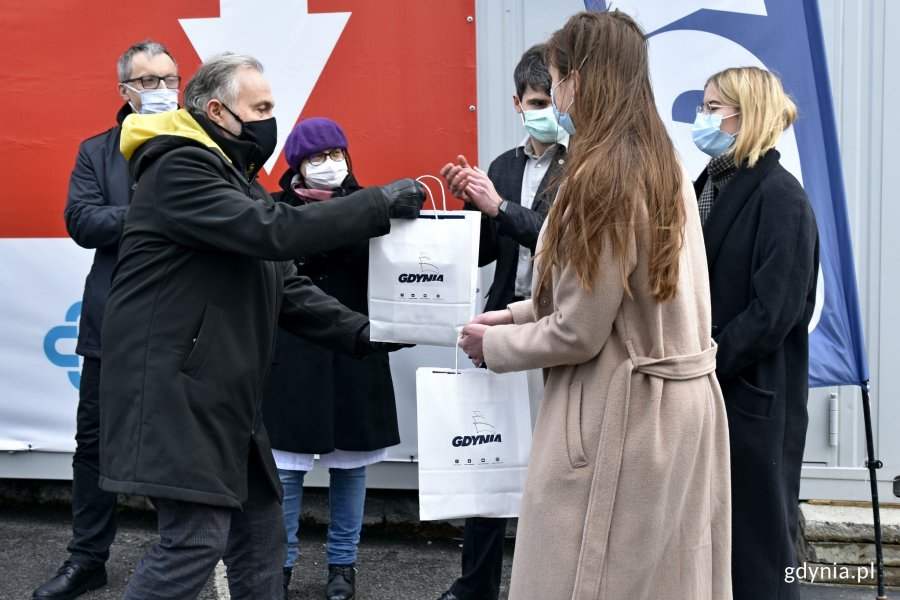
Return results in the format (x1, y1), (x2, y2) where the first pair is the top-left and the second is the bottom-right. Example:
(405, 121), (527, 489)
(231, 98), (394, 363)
(44, 301), (81, 389)
(586, 0), (869, 387)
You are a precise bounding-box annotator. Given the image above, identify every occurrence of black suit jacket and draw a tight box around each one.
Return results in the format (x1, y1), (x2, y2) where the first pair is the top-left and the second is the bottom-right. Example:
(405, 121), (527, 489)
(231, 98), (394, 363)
(471, 143), (565, 312)
(63, 104), (134, 359)
(696, 150), (819, 600)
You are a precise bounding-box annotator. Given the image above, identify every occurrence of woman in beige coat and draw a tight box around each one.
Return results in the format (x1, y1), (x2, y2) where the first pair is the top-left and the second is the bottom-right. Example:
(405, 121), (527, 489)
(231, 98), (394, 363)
(458, 11), (732, 600)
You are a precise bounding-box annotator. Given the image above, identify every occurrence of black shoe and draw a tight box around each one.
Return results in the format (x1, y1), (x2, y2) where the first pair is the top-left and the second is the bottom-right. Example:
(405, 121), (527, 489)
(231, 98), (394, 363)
(283, 567), (293, 600)
(324, 563), (356, 600)
(32, 562), (107, 600)
(437, 592), (461, 600)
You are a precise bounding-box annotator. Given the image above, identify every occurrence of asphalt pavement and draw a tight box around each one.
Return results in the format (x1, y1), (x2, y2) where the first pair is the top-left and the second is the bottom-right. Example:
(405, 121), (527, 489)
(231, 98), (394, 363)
(0, 498), (893, 599)
(1, 501), (498, 600)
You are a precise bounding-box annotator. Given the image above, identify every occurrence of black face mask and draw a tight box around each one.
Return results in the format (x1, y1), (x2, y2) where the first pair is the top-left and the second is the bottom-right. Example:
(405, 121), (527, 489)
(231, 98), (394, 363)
(222, 104), (278, 166)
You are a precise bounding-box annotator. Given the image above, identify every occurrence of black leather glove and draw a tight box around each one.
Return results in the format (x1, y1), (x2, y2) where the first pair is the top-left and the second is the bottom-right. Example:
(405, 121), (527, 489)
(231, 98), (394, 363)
(354, 324), (416, 356)
(380, 178), (427, 219)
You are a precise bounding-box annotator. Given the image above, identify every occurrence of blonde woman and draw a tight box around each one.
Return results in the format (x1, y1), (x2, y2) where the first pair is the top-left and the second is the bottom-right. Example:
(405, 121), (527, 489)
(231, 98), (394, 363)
(692, 67), (818, 600)
(459, 10), (732, 600)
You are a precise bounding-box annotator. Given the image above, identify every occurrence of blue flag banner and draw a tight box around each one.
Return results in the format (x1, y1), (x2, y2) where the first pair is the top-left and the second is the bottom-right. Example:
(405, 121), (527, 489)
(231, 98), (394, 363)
(585, 0), (869, 388)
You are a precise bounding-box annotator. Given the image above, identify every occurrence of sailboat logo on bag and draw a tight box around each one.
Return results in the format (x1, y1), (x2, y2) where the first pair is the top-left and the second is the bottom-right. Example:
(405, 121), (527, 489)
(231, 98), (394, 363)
(451, 410), (502, 447)
(398, 252), (444, 283)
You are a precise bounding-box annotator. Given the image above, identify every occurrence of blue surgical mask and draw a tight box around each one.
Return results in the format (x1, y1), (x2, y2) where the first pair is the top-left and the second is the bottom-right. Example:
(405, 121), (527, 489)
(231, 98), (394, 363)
(521, 107), (568, 144)
(125, 84), (179, 115)
(550, 76), (576, 136)
(691, 111), (739, 157)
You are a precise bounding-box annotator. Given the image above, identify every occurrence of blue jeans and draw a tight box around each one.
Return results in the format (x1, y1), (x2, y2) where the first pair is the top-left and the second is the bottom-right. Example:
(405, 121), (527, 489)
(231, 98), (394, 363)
(279, 466), (367, 567)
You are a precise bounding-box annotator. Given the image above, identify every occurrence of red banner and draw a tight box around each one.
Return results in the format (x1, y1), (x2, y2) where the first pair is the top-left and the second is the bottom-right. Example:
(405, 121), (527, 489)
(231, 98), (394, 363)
(0, 0), (476, 237)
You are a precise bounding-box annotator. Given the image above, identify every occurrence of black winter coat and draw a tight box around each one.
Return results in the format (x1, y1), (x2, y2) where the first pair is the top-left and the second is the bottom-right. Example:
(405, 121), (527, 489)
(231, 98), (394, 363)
(696, 150), (819, 600)
(99, 110), (393, 508)
(474, 144), (565, 311)
(261, 170), (400, 454)
(64, 104), (134, 358)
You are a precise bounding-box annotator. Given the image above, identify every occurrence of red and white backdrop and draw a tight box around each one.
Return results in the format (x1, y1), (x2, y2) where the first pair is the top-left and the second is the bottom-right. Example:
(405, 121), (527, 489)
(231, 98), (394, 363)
(0, 0), (476, 456)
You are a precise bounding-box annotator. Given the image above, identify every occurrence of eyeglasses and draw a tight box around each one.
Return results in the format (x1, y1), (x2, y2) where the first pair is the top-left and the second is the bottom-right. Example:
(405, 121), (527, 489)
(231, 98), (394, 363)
(305, 148), (346, 166)
(696, 101), (737, 115)
(121, 75), (182, 89)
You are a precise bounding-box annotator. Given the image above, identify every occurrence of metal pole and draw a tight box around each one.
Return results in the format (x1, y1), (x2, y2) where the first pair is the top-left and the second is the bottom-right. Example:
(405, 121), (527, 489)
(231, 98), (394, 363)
(860, 383), (887, 599)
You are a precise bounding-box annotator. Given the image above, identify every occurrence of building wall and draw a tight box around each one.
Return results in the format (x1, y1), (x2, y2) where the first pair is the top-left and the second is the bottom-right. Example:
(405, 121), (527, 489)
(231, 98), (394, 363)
(4, 1), (894, 498)
(473, 0), (899, 501)
(801, 0), (897, 500)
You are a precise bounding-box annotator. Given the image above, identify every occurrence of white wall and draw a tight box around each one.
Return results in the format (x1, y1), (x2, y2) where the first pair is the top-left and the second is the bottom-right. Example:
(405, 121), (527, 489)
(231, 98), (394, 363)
(472, 0), (898, 501)
(801, 0), (898, 501)
(474, 0), (585, 168)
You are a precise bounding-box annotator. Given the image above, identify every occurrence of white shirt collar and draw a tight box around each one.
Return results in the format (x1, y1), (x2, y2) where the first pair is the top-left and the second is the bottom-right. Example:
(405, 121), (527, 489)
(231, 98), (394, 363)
(516, 134), (569, 158)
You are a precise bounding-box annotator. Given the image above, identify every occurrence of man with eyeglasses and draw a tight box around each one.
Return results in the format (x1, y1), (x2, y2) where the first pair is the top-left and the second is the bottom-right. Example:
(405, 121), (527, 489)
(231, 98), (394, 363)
(32, 39), (179, 600)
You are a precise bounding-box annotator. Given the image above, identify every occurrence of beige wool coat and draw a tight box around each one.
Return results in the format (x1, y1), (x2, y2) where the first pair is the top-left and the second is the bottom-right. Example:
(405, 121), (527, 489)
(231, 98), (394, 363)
(482, 172), (732, 600)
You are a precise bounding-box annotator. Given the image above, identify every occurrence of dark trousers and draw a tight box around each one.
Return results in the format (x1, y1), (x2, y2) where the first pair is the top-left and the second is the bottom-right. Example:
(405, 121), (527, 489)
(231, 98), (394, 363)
(123, 453), (286, 600)
(67, 357), (117, 568)
(450, 517), (507, 600)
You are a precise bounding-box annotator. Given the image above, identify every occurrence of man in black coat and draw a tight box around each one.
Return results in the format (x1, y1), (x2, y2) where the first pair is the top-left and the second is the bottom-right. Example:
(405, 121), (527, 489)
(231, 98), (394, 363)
(437, 44), (566, 600)
(98, 52), (425, 599)
(33, 40), (180, 600)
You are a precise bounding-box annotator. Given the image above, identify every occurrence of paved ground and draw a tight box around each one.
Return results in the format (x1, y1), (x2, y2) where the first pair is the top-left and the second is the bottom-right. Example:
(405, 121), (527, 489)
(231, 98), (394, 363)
(1, 502), (501, 600)
(807, 587), (897, 600)
(0, 496), (894, 599)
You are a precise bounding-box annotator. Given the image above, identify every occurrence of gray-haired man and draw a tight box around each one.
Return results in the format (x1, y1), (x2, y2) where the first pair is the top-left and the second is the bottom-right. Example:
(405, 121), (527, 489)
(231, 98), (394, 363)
(96, 52), (424, 598)
(33, 39), (180, 600)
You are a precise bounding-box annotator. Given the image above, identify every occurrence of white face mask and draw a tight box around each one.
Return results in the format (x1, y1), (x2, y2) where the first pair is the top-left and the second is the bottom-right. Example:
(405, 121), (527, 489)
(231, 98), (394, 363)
(305, 157), (349, 190)
(125, 84), (179, 115)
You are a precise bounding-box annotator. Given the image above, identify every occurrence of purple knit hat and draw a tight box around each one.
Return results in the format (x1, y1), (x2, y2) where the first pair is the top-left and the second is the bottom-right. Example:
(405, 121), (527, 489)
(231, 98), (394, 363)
(283, 117), (349, 172)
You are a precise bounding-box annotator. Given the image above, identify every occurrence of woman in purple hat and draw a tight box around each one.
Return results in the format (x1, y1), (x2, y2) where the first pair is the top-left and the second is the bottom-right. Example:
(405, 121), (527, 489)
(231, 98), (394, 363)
(261, 117), (400, 600)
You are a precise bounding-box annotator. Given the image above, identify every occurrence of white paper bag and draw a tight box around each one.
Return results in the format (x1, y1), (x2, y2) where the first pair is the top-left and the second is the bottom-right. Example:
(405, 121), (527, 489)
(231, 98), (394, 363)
(368, 209), (481, 346)
(416, 367), (532, 520)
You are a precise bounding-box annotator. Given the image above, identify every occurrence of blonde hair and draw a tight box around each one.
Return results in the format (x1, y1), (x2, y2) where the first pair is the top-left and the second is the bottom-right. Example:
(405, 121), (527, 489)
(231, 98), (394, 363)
(708, 67), (798, 168)
(539, 11), (685, 302)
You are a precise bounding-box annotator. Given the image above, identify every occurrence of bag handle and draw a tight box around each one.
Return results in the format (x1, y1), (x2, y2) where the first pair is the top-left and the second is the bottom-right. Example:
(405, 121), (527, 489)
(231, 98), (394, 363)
(416, 175), (448, 218)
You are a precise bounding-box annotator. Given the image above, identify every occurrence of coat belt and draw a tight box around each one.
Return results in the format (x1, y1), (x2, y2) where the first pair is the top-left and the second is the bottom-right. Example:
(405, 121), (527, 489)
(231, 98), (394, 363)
(628, 340), (718, 380)
(571, 340), (717, 600)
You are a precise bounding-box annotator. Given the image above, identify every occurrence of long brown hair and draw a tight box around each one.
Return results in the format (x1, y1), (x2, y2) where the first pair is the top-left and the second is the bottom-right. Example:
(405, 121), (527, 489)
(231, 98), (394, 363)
(538, 11), (685, 302)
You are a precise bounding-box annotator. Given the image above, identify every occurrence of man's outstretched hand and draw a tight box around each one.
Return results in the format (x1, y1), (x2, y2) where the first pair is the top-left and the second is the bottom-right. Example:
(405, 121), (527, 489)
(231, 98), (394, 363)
(380, 178), (427, 219)
(355, 324), (415, 356)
